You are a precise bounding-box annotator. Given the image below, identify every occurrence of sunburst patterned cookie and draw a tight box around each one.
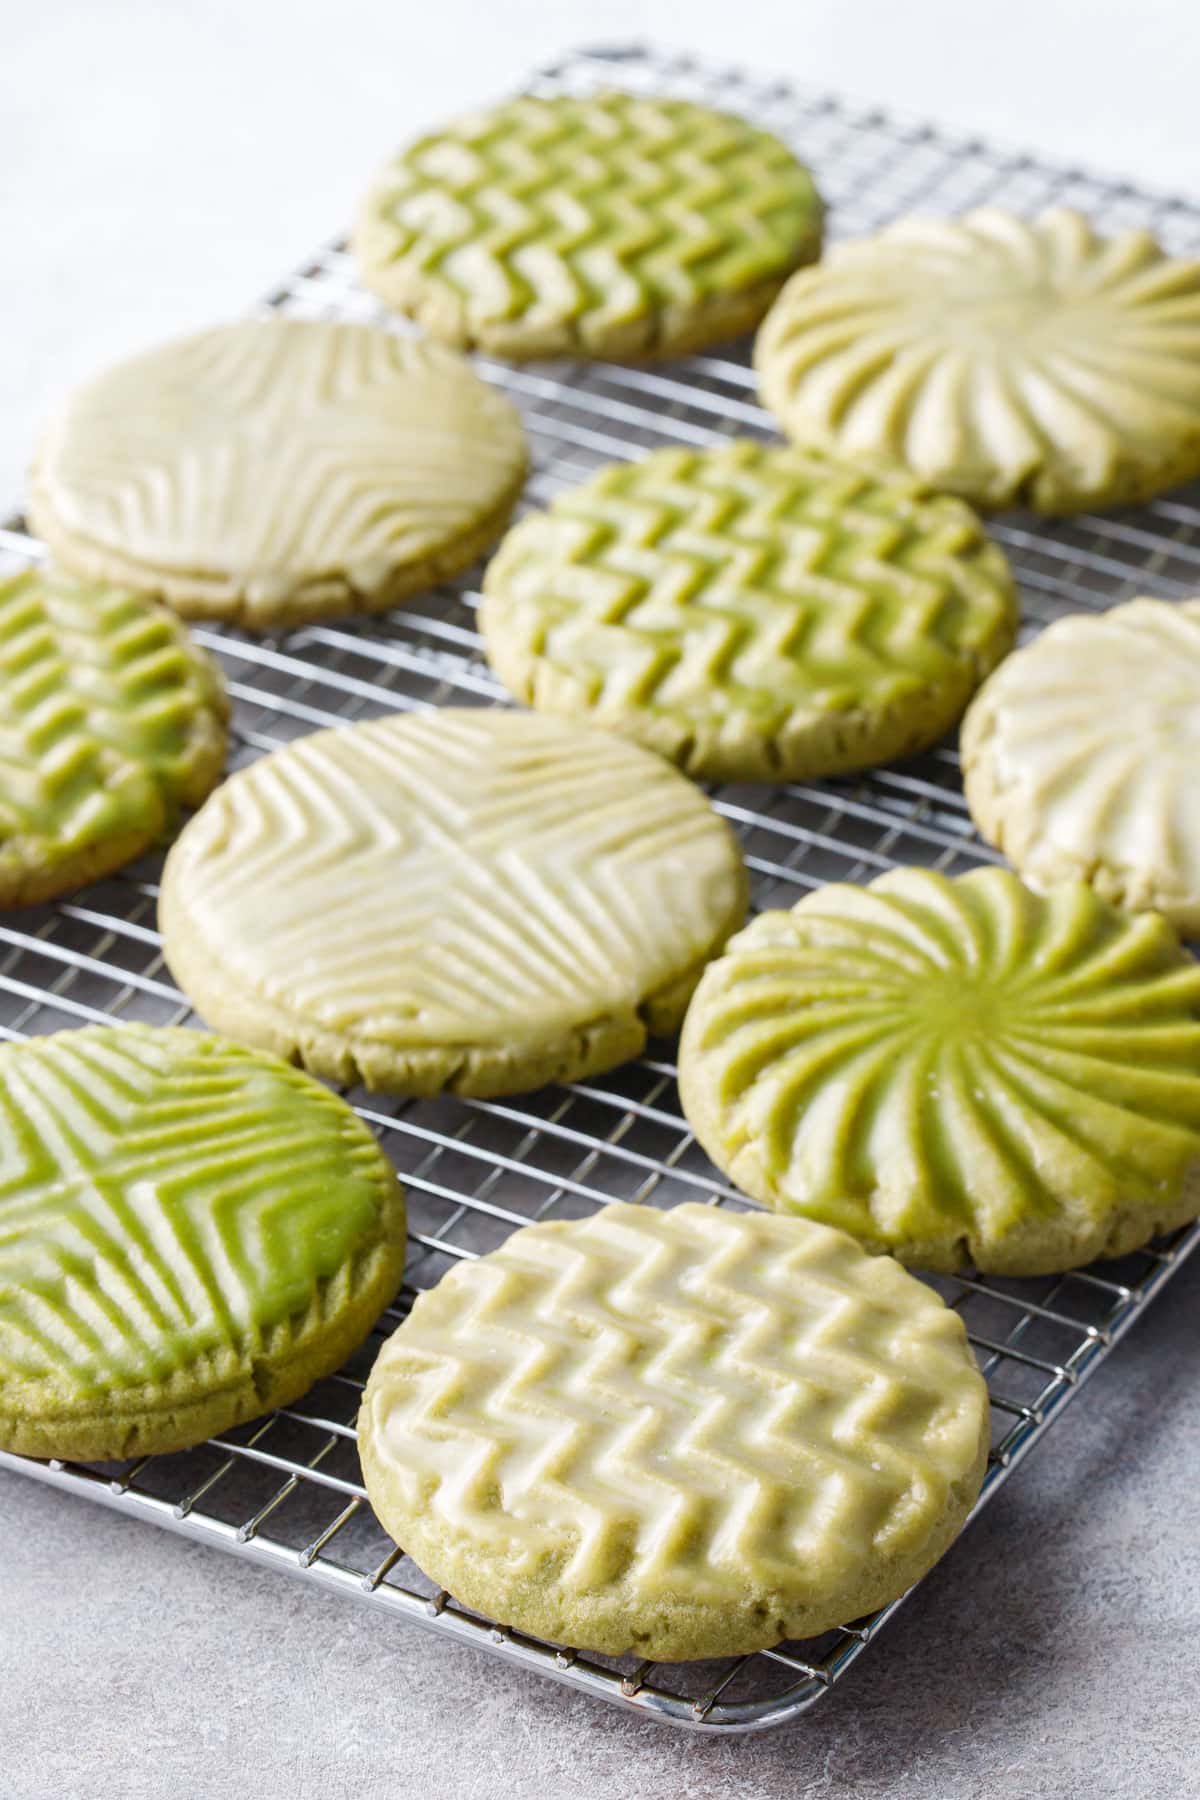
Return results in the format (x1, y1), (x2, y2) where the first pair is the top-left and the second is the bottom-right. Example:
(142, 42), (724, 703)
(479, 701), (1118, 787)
(28, 319), (528, 628)
(359, 1201), (989, 1659)
(962, 598), (1200, 931)
(755, 207), (1200, 513)
(159, 709), (747, 1098)
(481, 441), (1017, 782)
(678, 868), (1200, 1275)
(354, 90), (823, 359)
(0, 1025), (405, 1461)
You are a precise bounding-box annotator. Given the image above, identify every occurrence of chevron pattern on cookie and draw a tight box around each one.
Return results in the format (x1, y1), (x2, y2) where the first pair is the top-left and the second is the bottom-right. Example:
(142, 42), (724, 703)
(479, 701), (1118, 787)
(158, 709), (748, 1097)
(678, 868), (1200, 1276)
(962, 598), (1200, 932)
(28, 319), (528, 627)
(353, 91), (824, 358)
(0, 567), (228, 906)
(480, 441), (1018, 781)
(359, 1201), (989, 1658)
(755, 206), (1200, 512)
(0, 1025), (405, 1459)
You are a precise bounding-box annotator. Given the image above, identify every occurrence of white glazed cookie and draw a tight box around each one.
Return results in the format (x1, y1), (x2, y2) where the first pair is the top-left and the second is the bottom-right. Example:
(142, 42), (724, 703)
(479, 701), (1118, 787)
(28, 319), (529, 628)
(158, 709), (748, 1097)
(359, 1201), (990, 1659)
(962, 598), (1200, 932)
(755, 207), (1200, 513)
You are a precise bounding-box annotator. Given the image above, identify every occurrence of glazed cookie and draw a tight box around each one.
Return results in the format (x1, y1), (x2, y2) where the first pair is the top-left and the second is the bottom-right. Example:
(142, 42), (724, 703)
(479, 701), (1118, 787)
(755, 207), (1200, 513)
(0, 566), (228, 907)
(354, 90), (824, 359)
(159, 709), (747, 1098)
(678, 868), (1200, 1276)
(359, 1201), (988, 1659)
(0, 1025), (406, 1461)
(480, 441), (1018, 782)
(962, 598), (1200, 933)
(28, 319), (528, 628)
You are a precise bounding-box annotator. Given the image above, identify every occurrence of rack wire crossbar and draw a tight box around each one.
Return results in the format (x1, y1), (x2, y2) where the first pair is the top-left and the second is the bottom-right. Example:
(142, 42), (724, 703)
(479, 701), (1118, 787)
(3, 40), (1200, 1734)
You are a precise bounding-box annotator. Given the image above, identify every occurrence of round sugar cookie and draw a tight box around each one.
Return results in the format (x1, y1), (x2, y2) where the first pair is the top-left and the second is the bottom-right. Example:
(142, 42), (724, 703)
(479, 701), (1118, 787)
(755, 207), (1200, 513)
(962, 598), (1200, 933)
(0, 1024), (405, 1461)
(28, 318), (528, 628)
(353, 90), (824, 360)
(158, 709), (748, 1098)
(0, 566), (228, 907)
(678, 868), (1200, 1276)
(359, 1201), (989, 1659)
(480, 441), (1018, 782)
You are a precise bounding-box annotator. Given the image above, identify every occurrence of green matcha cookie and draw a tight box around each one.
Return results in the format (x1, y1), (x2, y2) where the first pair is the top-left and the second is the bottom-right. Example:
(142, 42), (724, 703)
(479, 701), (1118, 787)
(360, 1201), (989, 1660)
(678, 868), (1200, 1275)
(159, 709), (747, 1098)
(28, 319), (528, 628)
(354, 90), (824, 360)
(755, 207), (1200, 513)
(480, 441), (1018, 782)
(0, 1025), (406, 1461)
(962, 599), (1200, 934)
(0, 566), (228, 907)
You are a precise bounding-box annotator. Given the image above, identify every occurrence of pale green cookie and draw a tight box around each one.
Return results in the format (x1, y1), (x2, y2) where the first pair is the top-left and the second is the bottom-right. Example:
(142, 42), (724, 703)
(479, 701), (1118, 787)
(354, 90), (824, 359)
(28, 319), (528, 628)
(678, 868), (1200, 1276)
(0, 1025), (406, 1461)
(360, 1202), (988, 1660)
(159, 709), (747, 1099)
(0, 566), (228, 907)
(755, 207), (1200, 513)
(480, 441), (1018, 782)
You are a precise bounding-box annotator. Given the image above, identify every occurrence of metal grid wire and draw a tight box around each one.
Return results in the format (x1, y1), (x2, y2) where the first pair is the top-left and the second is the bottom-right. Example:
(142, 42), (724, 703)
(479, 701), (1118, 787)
(3, 40), (1200, 1735)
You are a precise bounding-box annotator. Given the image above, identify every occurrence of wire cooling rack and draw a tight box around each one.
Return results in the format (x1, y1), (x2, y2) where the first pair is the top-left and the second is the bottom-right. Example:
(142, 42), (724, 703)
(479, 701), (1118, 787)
(4, 41), (1200, 1737)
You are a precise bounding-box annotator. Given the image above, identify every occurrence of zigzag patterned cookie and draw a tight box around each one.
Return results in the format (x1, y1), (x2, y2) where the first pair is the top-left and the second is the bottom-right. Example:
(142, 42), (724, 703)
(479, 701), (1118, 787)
(481, 441), (1018, 781)
(679, 868), (1200, 1275)
(28, 319), (528, 627)
(0, 567), (227, 907)
(360, 1201), (989, 1659)
(354, 90), (824, 359)
(755, 207), (1200, 512)
(963, 599), (1200, 932)
(159, 709), (748, 1097)
(0, 1025), (406, 1459)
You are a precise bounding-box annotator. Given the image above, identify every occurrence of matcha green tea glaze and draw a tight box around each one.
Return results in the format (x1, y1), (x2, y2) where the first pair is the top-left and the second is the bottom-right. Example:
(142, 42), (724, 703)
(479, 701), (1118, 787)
(679, 869), (1200, 1275)
(0, 1026), (405, 1459)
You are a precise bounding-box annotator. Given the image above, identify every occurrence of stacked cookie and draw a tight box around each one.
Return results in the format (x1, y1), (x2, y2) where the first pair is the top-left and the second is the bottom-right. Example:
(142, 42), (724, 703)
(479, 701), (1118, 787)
(5, 79), (1200, 1673)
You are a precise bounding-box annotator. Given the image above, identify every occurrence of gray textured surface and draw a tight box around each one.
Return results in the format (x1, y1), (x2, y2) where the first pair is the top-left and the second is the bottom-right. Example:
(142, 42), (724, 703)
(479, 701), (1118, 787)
(6, 1252), (1200, 1799)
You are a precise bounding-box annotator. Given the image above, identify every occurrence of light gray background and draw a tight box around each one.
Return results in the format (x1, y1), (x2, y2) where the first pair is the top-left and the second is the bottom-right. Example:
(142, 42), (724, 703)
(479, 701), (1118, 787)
(5, 4), (1200, 1795)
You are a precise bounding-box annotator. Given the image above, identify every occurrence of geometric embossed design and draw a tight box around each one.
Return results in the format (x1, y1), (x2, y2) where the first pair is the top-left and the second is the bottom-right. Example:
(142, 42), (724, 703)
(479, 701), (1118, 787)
(353, 92), (824, 359)
(756, 207), (1200, 514)
(679, 868), (1200, 1276)
(481, 442), (1018, 781)
(159, 709), (748, 1097)
(0, 1025), (405, 1460)
(28, 320), (529, 628)
(0, 567), (228, 906)
(359, 1201), (989, 1659)
(962, 599), (1200, 934)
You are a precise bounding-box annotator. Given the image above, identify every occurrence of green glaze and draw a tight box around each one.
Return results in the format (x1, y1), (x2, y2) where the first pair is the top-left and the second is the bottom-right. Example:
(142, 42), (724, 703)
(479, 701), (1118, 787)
(678, 868), (1200, 1275)
(0, 1025), (402, 1396)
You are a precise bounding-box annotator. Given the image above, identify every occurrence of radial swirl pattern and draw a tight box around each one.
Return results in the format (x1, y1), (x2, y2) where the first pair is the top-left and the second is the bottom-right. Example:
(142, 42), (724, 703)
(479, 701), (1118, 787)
(0, 1025), (406, 1460)
(28, 319), (528, 627)
(360, 1201), (988, 1659)
(755, 207), (1200, 513)
(962, 598), (1200, 933)
(354, 90), (824, 359)
(678, 868), (1200, 1275)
